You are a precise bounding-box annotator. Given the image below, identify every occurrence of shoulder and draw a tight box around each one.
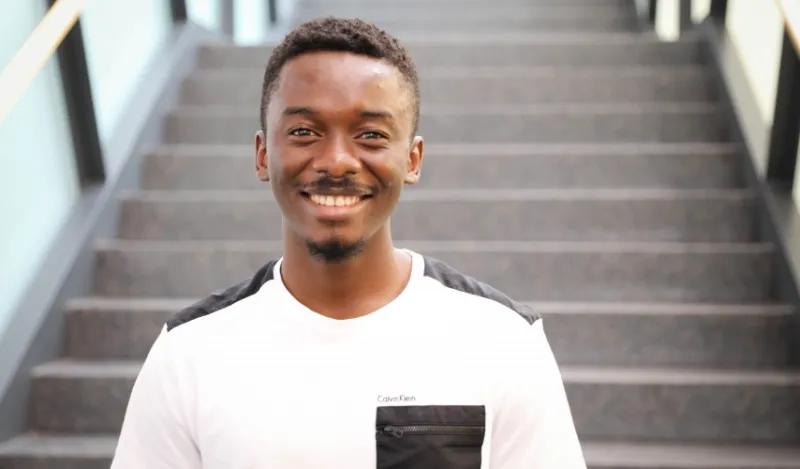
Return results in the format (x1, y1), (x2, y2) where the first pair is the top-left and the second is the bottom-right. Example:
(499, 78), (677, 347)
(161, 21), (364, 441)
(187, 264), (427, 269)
(165, 260), (279, 332)
(419, 255), (541, 327)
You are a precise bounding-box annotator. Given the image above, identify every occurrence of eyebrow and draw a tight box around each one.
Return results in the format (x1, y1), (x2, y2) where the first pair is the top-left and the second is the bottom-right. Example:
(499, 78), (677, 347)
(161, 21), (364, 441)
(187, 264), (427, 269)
(281, 107), (395, 121)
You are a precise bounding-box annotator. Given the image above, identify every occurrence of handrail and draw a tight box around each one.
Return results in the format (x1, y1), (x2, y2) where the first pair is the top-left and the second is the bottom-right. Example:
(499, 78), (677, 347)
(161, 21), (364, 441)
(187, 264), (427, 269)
(777, 0), (800, 55)
(0, 0), (87, 127)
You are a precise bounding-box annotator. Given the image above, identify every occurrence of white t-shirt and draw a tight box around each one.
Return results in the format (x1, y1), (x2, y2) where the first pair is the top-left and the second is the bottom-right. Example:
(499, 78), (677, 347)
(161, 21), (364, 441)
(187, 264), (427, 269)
(111, 249), (586, 469)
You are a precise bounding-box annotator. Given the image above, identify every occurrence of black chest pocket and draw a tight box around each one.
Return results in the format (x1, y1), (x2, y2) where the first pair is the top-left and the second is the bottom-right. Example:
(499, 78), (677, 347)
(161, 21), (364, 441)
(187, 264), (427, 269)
(375, 405), (486, 469)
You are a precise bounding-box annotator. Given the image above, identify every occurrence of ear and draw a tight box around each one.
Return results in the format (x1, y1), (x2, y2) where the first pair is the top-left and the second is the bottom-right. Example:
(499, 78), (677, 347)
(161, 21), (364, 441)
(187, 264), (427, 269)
(404, 136), (424, 185)
(255, 130), (269, 182)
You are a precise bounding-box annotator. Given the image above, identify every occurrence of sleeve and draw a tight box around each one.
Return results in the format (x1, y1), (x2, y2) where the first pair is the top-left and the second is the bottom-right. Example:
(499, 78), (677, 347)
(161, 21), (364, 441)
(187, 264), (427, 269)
(110, 325), (202, 468)
(488, 320), (587, 469)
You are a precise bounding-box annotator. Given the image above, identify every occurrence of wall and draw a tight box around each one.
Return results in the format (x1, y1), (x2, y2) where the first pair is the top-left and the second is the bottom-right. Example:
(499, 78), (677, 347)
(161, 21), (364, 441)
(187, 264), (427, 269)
(0, 0), (80, 336)
(81, 0), (173, 176)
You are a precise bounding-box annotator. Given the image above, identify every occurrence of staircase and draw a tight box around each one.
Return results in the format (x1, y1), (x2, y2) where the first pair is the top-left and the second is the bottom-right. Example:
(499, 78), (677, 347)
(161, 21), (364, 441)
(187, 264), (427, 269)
(2, 0), (800, 467)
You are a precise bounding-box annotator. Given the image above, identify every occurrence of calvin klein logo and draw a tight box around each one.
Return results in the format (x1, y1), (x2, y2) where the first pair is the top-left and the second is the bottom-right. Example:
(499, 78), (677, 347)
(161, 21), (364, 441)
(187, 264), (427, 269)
(377, 394), (416, 403)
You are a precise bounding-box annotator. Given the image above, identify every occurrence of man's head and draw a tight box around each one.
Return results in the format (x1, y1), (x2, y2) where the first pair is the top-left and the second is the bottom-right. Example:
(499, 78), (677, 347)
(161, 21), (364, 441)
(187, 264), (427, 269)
(255, 17), (424, 264)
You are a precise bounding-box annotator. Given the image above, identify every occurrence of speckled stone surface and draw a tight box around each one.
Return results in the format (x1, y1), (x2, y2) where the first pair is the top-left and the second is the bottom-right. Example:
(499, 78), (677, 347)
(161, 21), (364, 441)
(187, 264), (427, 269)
(140, 144), (745, 191)
(164, 104), (730, 145)
(180, 66), (716, 107)
(565, 369), (800, 443)
(196, 37), (706, 70)
(91, 241), (775, 302)
(117, 190), (757, 242)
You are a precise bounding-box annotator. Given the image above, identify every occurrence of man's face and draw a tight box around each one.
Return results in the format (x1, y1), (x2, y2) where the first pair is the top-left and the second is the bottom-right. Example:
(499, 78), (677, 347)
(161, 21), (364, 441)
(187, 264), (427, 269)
(256, 51), (423, 263)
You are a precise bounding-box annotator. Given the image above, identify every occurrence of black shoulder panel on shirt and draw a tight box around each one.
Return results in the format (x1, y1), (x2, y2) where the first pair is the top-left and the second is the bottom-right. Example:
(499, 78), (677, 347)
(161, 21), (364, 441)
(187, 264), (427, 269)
(166, 260), (278, 332)
(422, 256), (540, 325)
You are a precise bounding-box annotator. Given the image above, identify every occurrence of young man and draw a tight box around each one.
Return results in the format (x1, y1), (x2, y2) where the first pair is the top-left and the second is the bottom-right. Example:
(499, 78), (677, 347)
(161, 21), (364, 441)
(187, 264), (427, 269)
(111, 17), (586, 469)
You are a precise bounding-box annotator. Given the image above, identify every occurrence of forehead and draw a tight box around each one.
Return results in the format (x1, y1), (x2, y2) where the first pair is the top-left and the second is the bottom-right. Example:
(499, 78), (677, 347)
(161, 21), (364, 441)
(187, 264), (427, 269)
(272, 51), (409, 116)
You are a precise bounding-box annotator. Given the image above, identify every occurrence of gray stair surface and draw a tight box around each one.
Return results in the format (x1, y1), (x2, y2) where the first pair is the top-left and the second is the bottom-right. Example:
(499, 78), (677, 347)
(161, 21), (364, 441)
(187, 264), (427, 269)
(117, 189), (757, 242)
(2, 0), (799, 467)
(165, 103), (729, 144)
(63, 298), (795, 370)
(181, 66), (718, 106)
(20, 360), (800, 443)
(293, 7), (639, 32)
(90, 240), (775, 303)
(141, 143), (746, 190)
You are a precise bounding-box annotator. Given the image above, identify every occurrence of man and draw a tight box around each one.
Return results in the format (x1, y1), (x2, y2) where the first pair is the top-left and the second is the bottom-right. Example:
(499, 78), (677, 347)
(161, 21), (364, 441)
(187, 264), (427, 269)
(111, 17), (586, 469)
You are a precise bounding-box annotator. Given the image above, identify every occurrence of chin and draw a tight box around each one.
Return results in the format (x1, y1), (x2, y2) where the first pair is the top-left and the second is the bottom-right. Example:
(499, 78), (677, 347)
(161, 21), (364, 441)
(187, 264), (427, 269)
(304, 236), (366, 264)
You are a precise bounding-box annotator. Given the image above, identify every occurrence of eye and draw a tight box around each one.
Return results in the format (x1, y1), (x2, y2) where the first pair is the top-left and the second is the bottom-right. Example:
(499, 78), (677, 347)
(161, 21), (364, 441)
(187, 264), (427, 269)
(289, 127), (315, 137)
(360, 131), (386, 139)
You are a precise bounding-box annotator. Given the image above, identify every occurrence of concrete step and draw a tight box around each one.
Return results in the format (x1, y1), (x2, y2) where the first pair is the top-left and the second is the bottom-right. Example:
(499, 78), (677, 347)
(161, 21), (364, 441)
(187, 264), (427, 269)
(197, 34), (706, 69)
(4, 434), (800, 469)
(64, 297), (796, 370)
(0, 434), (115, 469)
(164, 103), (728, 145)
(179, 66), (717, 106)
(116, 189), (757, 243)
(90, 240), (773, 302)
(293, 7), (638, 32)
(24, 360), (800, 443)
(141, 143), (746, 191)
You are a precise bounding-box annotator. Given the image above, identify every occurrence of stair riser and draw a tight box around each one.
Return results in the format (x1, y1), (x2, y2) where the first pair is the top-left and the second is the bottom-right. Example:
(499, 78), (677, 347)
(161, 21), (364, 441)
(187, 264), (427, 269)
(92, 247), (773, 302)
(180, 70), (716, 106)
(197, 42), (705, 69)
(117, 197), (757, 243)
(141, 151), (745, 191)
(293, 12), (637, 32)
(28, 373), (800, 443)
(295, 6), (633, 18)
(568, 382), (800, 443)
(65, 307), (795, 370)
(547, 313), (795, 369)
(164, 110), (729, 145)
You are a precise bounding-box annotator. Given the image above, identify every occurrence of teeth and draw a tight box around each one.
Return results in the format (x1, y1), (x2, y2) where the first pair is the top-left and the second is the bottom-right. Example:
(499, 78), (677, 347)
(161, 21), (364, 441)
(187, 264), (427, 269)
(309, 194), (361, 207)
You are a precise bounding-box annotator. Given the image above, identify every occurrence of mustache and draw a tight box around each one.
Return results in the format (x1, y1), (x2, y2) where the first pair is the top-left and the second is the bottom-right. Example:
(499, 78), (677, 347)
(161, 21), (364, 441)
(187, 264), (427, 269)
(298, 176), (378, 195)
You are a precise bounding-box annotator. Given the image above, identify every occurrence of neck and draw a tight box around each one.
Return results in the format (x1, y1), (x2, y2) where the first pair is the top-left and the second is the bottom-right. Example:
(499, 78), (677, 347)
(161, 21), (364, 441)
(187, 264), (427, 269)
(279, 225), (411, 319)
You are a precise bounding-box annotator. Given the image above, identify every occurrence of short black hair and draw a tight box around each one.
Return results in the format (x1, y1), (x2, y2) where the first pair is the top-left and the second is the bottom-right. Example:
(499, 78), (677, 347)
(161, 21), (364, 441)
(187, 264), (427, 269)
(260, 17), (420, 136)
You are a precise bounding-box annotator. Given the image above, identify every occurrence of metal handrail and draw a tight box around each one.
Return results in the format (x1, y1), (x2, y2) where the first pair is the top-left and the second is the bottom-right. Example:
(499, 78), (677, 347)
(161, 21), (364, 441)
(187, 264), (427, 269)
(0, 0), (86, 127)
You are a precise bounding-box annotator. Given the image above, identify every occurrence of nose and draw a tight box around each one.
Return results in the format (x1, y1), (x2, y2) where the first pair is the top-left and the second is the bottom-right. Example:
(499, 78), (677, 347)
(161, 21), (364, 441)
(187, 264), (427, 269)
(310, 133), (361, 177)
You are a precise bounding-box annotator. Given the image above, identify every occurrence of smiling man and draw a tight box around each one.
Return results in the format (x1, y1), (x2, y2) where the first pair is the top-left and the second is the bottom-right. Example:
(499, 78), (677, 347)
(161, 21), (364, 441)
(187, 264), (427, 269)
(110, 17), (586, 469)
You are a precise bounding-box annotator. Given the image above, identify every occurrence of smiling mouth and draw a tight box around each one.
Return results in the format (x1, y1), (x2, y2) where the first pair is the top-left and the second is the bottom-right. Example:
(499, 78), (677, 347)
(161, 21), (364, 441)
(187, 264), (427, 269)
(302, 193), (372, 207)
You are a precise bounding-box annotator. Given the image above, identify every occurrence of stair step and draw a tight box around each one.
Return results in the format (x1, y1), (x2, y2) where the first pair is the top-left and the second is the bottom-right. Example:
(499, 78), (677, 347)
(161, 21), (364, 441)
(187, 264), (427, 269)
(180, 66), (717, 106)
(142, 143), (745, 190)
(116, 189), (757, 243)
(64, 297), (795, 369)
(0, 434), (116, 469)
(197, 35), (705, 68)
(164, 103), (728, 145)
(293, 6), (638, 32)
(24, 360), (800, 442)
(91, 240), (773, 302)
(3, 434), (800, 469)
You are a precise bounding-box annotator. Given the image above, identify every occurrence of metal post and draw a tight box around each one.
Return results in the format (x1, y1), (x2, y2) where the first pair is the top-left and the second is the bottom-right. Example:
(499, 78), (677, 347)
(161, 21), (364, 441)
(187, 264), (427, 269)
(221, 0), (235, 37)
(709, 0), (728, 23)
(648, 0), (658, 25)
(170, 0), (188, 23)
(679, 0), (693, 32)
(268, 0), (278, 25)
(766, 30), (800, 187)
(47, 0), (105, 187)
